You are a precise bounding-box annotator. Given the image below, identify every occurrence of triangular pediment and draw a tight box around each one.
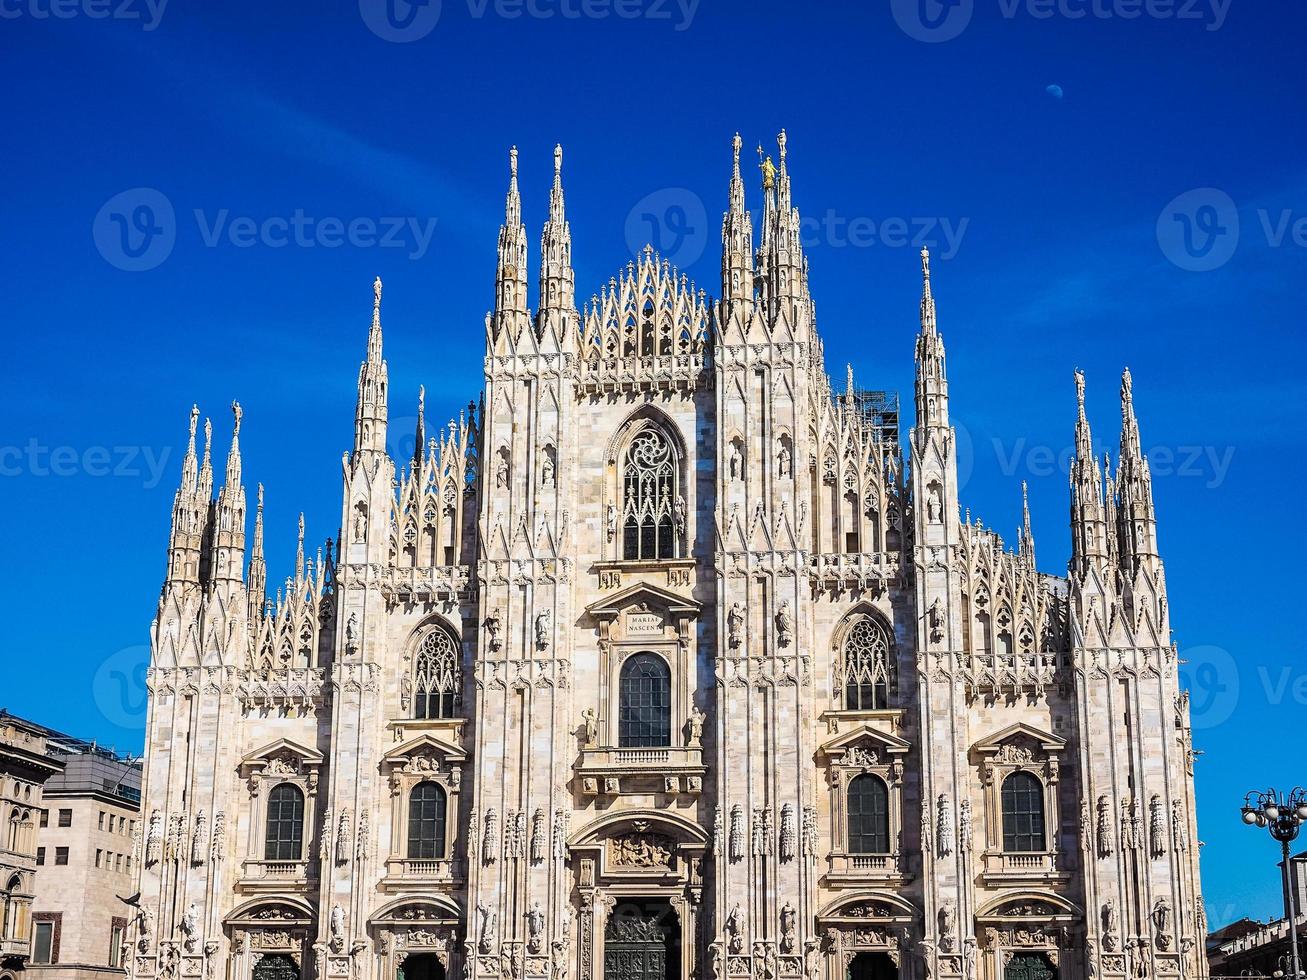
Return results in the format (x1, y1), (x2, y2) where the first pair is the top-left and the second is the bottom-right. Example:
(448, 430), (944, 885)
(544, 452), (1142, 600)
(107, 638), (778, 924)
(820, 724), (911, 759)
(972, 722), (1064, 756)
(381, 731), (467, 767)
(240, 737), (324, 770)
(586, 581), (699, 620)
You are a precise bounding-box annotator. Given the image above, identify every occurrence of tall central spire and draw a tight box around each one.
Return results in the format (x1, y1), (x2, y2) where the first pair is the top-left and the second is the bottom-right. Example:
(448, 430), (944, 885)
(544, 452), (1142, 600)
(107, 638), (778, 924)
(491, 146), (530, 349)
(353, 277), (389, 459)
(914, 247), (949, 436)
(539, 143), (574, 318)
(721, 132), (755, 308)
(1069, 370), (1108, 576)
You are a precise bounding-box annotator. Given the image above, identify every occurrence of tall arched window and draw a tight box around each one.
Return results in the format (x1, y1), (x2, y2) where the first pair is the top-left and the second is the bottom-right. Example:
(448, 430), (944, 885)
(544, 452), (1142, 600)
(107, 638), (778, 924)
(407, 782), (447, 860)
(264, 784), (305, 861)
(847, 774), (890, 854)
(1001, 772), (1046, 852)
(621, 424), (680, 561)
(842, 615), (895, 710)
(618, 653), (671, 748)
(413, 629), (461, 719)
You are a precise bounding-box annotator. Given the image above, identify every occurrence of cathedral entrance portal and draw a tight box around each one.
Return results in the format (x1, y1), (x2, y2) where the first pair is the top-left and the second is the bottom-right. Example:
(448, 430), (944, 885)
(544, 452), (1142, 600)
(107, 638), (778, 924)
(251, 954), (299, 980)
(1004, 953), (1056, 980)
(848, 951), (898, 980)
(397, 953), (445, 980)
(603, 899), (679, 980)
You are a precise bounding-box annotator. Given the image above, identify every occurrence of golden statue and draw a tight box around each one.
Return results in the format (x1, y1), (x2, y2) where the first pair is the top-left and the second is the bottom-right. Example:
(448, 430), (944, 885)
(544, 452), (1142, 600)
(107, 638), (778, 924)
(759, 152), (776, 190)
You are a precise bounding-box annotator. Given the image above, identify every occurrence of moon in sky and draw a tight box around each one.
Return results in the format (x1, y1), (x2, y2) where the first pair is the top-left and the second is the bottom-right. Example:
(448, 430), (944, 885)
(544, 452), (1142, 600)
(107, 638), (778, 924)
(1046, 84), (1065, 100)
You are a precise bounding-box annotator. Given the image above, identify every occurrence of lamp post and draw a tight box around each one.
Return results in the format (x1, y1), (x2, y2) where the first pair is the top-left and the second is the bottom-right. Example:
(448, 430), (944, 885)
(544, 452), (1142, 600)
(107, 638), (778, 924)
(1242, 788), (1307, 980)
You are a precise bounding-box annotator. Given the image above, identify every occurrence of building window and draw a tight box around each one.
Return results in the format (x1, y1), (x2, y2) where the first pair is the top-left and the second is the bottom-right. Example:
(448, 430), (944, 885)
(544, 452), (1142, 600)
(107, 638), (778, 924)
(95, 849), (103, 868)
(39, 810), (48, 828)
(264, 784), (305, 861)
(36, 846), (45, 866)
(54, 847), (69, 866)
(110, 918), (127, 967)
(33, 919), (56, 964)
(847, 774), (890, 854)
(1001, 771), (1047, 852)
(407, 782), (447, 860)
(618, 653), (672, 748)
(98, 812), (105, 831)
(842, 615), (895, 710)
(620, 424), (680, 561)
(57, 809), (72, 828)
(413, 628), (461, 720)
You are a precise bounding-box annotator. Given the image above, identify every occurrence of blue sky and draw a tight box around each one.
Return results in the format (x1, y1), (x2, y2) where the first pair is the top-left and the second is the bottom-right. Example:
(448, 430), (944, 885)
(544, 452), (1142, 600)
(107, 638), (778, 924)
(2, 0), (1304, 928)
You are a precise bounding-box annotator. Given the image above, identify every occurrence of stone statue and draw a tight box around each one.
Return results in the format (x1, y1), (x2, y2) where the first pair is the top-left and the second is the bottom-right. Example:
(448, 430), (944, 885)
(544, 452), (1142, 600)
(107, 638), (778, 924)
(780, 902), (797, 953)
(726, 903), (744, 953)
(728, 602), (744, 649)
(777, 443), (791, 477)
(535, 610), (551, 650)
(674, 495), (687, 535)
(582, 708), (599, 747)
(1152, 898), (1173, 950)
(605, 503), (617, 542)
(485, 608), (502, 651)
(775, 600), (792, 646)
(687, 705), (706, 746)
(181, 903), (199, 952)
(477, 901), (496, 953)
(1102, 899), (1119, 952)
(939, 901), (957, 951)
(729, 442), (742, 480)
(927, 483), (943, 523)
(527, 902), (545, 953)
(329, 905), (346, 953)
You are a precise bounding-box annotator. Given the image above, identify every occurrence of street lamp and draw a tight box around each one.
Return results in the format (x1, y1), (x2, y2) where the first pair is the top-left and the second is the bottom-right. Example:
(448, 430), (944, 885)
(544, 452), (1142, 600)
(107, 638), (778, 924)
(1242, 788), (1307, 980)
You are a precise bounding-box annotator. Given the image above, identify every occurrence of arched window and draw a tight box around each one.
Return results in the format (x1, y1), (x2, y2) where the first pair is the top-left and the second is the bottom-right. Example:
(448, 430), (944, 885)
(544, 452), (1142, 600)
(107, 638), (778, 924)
(407, 782), (447, 860)
(842, 615), (895, 710)
(621, 424), (680, 561)
(618, 653), (671, 748)
(1001, 772), (1046, 852)
(264, 784), (304, 861)
(413, 629), (461, 719)
(847, 774), (890, 854)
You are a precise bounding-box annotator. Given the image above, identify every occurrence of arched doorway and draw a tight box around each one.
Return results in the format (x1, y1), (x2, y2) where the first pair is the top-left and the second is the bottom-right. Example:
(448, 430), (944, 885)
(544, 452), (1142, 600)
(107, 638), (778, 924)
(1005, 952), (1057, 980)
(398, 953), (445, 980)
(848, 951), (898, 980)
(604, 899), (679, 980)
(251, 954), (300, 980)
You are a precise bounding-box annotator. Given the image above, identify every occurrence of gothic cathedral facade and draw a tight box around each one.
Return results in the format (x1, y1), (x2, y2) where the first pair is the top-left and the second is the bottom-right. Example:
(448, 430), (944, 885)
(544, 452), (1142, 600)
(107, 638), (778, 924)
(130, 135), (1207, 980)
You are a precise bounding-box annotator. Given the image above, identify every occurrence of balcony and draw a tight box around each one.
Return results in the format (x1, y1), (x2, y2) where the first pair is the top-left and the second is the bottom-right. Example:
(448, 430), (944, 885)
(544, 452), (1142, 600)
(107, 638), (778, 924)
(576, 745), (706, 798)
(238, 858), (315, 893)
(824, 850), (907, 886)
(378, 857), (466, 892)
(0, 936), (31, 960)
(979, 849), (1069, 885)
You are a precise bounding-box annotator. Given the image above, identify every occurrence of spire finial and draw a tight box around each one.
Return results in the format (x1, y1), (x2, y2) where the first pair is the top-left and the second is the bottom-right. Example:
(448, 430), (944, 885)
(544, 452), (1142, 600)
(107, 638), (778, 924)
(188, 404), (199, 444)
(1074, 369), (1087, 418)
(257, 483), (264, 510)
(553, 143), (562, 178)
(921, 245), (931, 281)
(202, 417), (213, 468)
(777, 129), (787, 166)
(510, 145), (518, 179)
(295, 512), (305, 580)
(846, 363), (855, 397)
(231, 400), (243, 438)
(732, 132), (742, 178)
(1122, 366), (1134, 407)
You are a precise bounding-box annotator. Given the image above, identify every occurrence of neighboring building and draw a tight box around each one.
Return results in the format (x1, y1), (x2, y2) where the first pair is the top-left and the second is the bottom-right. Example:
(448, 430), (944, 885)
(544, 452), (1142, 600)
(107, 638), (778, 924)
(1208, 855), (1307, 977)
(0, 713), (65, 980)
(28, 737), (142, 980)
(130, 136), (1208, 980)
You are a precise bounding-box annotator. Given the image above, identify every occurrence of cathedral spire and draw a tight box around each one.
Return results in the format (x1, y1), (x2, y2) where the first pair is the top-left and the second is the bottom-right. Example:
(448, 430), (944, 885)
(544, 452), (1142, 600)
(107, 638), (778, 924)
(755, 130), (807, 320)
(914, 248), (949, 436)
(491, 146), (530, 348)
(721, 132), (755, 308)
(198, 415), (214, 501)
(208, 402), (248, 591)
(1115, 367), (1159, 569)
(538, 143), (575, 322)
(1069, 370), (1109, 576)
(164, 405), (206, 594)
(247, 483), (267, 621)
(181, 404), (199, 493)
(295, 512), (306, 581)
(353, 277), (389, 460)
(1018, 481), (1036, 569)
(414, 386), (426, 468)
